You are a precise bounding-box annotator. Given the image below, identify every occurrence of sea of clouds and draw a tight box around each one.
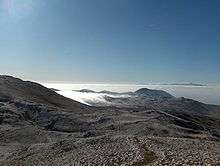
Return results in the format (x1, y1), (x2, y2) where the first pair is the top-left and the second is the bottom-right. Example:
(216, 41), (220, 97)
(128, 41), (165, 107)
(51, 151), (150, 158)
(42, 83), (220, 106)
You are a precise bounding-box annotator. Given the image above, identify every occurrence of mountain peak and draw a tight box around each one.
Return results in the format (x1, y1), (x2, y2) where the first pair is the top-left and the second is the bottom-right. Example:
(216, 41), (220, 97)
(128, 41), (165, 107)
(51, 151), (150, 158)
(135, 88), (174, 98)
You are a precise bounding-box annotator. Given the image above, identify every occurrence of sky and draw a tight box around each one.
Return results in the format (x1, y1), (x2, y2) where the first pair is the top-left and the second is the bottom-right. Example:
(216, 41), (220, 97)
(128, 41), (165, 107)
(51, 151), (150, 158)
(0, 0), (220, 83)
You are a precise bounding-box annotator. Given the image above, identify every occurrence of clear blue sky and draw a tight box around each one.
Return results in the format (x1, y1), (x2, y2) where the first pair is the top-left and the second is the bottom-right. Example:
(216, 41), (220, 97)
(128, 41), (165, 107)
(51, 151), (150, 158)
(0, 0), (220, 83)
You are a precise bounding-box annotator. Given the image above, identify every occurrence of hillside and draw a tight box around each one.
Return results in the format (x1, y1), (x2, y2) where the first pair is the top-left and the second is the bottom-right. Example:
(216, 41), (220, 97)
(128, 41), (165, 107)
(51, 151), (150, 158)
(0, 75), (87, 111)
(0, 76), (219, 165)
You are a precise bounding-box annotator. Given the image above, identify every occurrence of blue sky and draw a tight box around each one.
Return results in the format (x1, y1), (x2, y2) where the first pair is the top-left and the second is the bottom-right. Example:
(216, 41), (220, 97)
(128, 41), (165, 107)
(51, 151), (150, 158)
(0, 0), (220, 83)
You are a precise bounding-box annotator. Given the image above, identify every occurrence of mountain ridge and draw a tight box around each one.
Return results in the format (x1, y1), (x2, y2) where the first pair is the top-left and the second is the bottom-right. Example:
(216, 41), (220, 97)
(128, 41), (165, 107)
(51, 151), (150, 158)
(0, 75), (88, 111)
(73, 88), (174, 98)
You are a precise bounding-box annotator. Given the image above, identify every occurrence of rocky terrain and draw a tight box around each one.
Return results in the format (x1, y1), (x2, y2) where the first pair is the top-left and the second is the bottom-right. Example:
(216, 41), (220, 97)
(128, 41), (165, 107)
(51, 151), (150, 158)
(0, 75), (220, 165)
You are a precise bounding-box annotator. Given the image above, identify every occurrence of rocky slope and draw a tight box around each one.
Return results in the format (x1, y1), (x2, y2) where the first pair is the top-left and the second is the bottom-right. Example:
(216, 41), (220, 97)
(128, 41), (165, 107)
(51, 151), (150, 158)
(0, 75), (219, 165)
(0, 75), (88, 112)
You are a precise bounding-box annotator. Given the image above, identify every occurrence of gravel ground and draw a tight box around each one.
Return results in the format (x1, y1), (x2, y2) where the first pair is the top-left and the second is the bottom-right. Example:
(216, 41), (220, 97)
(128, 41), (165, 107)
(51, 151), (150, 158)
(0, 133), (219, 166)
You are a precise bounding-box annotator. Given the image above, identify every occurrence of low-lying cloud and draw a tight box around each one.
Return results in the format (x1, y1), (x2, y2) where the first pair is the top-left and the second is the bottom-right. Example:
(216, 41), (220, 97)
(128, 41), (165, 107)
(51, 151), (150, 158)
(57, 90), (130, 106)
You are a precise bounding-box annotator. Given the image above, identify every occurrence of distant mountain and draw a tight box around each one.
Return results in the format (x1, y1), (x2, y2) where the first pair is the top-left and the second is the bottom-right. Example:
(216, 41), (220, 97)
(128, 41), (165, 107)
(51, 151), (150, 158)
(76, 89), (96, 93)
(134, 88), (174, 98)
(99, 90), (121, 95)
(74, 89), (120, 95)
(160, 83), (206, 86)
(73, 88), (219, 118)
(74, 88), (174, 99)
